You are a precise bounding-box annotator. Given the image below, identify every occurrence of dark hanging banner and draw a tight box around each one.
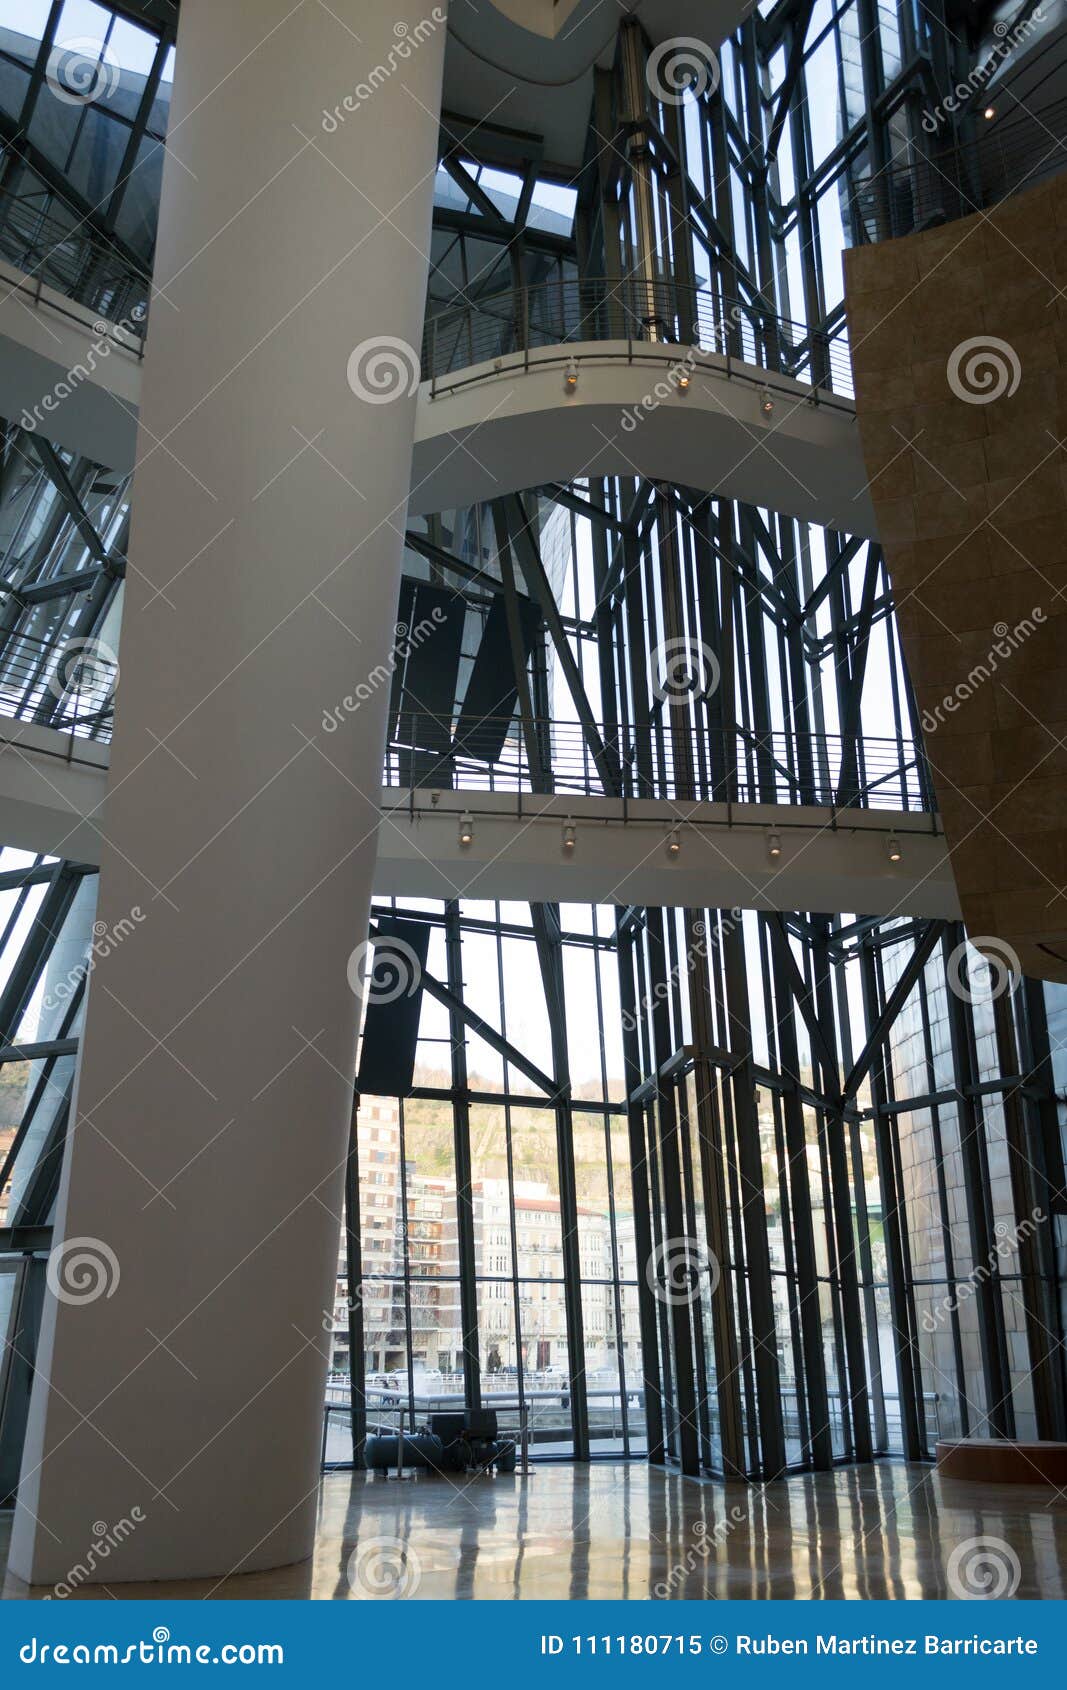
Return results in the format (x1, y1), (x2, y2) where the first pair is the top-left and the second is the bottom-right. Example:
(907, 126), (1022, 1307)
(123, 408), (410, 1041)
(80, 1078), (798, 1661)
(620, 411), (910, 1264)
(355, 917), (431, 1098)
(452, 591), (541, 764)
(392, 579), (465, 752)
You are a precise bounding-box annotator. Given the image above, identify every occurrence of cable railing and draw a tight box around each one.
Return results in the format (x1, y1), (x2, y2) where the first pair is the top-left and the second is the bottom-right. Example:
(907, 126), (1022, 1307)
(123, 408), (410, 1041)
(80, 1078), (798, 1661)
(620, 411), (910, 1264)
(0, 182), (150, 336)
(0, 640), (932, 810)
(847, 94), (1067, 243)
(422, 275), (855, 400)
(0, 628), (116, 744)
(383, 712), (935, 812)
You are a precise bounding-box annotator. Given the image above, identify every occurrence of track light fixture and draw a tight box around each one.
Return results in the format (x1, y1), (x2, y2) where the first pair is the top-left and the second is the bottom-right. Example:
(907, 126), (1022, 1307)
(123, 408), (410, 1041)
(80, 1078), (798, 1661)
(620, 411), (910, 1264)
(459, 813), (474, 847)
(759, 387), (775, 416)
(677, 369), (691, 392)
(667, 828), (681, 857)
(767, 831), (782, 860)
(564, 359), (578, 391)
(887, 835), (902, 863)
(562, 820), (576, 852)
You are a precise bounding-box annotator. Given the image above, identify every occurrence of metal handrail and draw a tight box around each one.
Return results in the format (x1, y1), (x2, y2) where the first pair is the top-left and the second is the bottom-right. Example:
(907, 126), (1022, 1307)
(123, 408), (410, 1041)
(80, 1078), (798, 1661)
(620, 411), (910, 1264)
(0, 626), (116, 744)
(384, 710), (935, 812)
(0, 647), (932, 809)
(318, 1380), (939, 1468)
(422, 274), (855, 399)
(0, 181), (150, 334)
(846, 95), (1067, 244)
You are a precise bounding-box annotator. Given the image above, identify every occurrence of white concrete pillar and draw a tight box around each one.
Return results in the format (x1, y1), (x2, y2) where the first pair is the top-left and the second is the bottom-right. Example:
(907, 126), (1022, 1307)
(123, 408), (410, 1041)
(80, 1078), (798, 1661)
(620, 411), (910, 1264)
(10, 0), (447, 1584)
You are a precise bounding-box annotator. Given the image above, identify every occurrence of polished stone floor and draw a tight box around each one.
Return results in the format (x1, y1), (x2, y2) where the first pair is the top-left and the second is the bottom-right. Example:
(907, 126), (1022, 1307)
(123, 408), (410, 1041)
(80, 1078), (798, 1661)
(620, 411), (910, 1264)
(2, 1461), (1065, 1599)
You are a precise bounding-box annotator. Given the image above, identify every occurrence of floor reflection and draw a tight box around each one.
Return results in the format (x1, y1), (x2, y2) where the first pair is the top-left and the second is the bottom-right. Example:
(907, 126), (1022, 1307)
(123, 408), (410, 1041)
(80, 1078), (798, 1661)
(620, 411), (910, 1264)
(309, 1460), (1066, 1601)
(3, 1461), (1064, 1600)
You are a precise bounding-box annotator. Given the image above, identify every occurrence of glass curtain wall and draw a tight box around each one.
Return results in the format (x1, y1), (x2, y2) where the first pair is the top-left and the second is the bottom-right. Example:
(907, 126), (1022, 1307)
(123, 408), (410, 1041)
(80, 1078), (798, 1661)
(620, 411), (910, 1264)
(332, 897), (1065, 1478)
(324, 898), (641, 1467)
(0, 847), (98, 1503)
(0, 0), (175, 289)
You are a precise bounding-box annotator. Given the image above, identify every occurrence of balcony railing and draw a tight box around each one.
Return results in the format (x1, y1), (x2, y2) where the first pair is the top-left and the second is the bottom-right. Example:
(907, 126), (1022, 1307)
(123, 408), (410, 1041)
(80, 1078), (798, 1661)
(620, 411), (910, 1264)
(0, 182), (150, 336)
(847, 95), (1067, 244)
(384, 712), (935, 812)
(422, 275), (855, 399)
(319, 1379), (939, 1467)
(0, 628), (116, 745)
(0, 655), (933, 813)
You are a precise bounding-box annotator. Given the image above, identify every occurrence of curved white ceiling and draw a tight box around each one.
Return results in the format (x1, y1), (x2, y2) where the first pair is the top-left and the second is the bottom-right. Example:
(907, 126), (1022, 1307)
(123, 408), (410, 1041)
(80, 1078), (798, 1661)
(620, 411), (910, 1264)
(445, 1), (754, 163)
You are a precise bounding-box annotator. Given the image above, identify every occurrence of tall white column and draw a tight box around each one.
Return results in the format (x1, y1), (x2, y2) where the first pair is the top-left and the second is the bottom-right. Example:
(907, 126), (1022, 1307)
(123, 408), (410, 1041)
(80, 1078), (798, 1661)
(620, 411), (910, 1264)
(10, 0), (447, 1584)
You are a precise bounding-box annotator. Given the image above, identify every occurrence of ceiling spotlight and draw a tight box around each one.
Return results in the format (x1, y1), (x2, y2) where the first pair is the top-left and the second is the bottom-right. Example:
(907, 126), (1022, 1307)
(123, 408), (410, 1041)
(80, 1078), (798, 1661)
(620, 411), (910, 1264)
(667, 828), (681, 857)
(983, 105), (995, 120)
(564, 358), (578, 391)
(562, 820), (576, 852)
(459, 813), (474, 847)
(767, 831), (782, 860)
(887, 835), (902, 863)
(677, 369), (691, 392)
(759, 387), (775, 416)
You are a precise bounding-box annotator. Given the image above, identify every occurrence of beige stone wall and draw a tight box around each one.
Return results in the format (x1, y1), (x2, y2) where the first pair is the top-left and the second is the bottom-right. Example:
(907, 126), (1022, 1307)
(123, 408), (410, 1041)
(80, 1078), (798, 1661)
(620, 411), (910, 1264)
(844, 175), (1067, 982)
